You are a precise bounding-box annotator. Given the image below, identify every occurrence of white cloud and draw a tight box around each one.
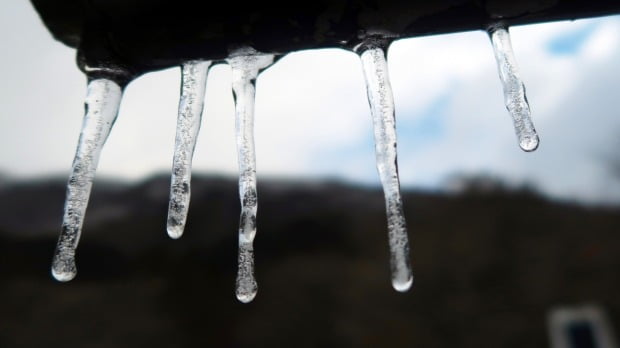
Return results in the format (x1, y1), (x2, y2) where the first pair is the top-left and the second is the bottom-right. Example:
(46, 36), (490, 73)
(0, 0), (85, 177)
(253, 49), (372, 177)
(0, 1), (618, 204)
(390, 16), (620, 203)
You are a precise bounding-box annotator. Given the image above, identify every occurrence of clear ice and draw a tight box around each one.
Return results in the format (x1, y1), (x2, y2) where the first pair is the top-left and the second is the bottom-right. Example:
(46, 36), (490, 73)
(357, 41), (413, 292)
(51, 78), (123, 281)
(488, 23), (539, 152)
(167, 60), (212, 239)
(227, 48), (275, 303)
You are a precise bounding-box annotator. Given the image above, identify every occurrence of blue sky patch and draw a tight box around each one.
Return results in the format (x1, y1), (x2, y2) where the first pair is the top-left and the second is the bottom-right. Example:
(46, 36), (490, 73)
(547, 23), (598, 55)
(397, 93), (451, 150)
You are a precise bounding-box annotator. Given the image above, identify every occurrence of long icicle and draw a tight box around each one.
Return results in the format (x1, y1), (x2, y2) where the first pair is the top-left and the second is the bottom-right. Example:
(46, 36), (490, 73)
(488, 23), (539, 152)
(227, 49), (275, 303)
(357, 39), (413, 292)
(51, 78), (123, 281)
(167, 60), (212, 239)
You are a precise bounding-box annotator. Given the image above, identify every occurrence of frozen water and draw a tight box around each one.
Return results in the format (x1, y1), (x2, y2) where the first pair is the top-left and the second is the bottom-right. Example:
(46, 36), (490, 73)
(488, 23), (540, 152)
(357, 41), (413, 292)
(48, 28), (544, 294)
(227, 48), (275, 303)
(51, 79), (123, 281)
(167, 60), (211, 239)
(236, 240), (257, 303)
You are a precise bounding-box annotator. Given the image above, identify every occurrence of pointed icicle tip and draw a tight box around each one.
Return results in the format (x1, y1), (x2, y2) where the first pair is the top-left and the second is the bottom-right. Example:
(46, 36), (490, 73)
(235, 241), (258, 303)
(51, 268), (76, 282)
(51, 256), (77, 282)
(166, 225), (184, 239)
(392, 276), (414, 293)
(236, 290), (257, 304)
(520, 134), (540, 152)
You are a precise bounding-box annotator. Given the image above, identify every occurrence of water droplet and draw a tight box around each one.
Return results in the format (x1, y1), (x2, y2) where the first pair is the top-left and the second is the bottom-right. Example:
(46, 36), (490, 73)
(51, 78), (123, 281)
(227, 48), (275, 303)
(167, 60), (212, 239)
(357, 40), (413, 293)
(488, 23), (540, 152)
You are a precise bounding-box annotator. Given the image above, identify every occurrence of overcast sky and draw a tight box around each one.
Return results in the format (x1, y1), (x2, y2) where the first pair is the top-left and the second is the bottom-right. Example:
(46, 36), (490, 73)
(1, 1), (619, 204)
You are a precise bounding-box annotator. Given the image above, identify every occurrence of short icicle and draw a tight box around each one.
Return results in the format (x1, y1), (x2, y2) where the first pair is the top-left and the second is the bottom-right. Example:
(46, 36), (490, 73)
(487, 23), (539, 152)
(227, 48), (275, 303)
(356, 38), (414, 292)
(167, 60), (212, 239)
(51, 78), (123, 281)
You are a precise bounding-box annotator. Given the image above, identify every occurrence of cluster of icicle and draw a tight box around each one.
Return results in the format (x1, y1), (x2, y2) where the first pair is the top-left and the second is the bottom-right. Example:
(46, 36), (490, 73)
(51, 23), (538, 303)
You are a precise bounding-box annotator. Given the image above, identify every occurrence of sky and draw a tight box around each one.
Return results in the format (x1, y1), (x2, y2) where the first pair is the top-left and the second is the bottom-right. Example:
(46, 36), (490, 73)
(0, 1), (619, 204)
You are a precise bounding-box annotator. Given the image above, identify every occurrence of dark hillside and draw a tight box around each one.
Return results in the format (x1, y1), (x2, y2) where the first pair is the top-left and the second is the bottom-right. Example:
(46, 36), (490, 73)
(0, 175), (618, 347)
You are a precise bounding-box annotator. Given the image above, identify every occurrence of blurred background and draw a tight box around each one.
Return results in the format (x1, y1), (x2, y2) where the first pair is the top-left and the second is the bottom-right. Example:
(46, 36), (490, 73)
(0, 0), (619, 346)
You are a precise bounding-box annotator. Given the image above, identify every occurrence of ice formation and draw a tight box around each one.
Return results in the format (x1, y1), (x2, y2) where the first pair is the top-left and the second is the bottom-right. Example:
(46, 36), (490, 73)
(49, 26), (543, 301)
(51, 78), (123, 281)
(356, 38), (414, 292)
(167, 60), (212, 239)
(227, 48), (276, 303)
(488, 23), (539, 152)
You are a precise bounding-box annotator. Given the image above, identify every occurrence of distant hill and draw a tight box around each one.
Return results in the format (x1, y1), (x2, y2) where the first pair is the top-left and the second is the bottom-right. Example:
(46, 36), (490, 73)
(0, 174), (619, 347)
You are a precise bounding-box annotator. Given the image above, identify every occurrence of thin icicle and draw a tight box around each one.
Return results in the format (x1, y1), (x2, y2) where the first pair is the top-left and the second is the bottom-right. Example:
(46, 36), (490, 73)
(167, 60), (211, 239)
(357, 40), (413, 292)
(488, 23), (539, 152)
(227, 48), (275, 303)
(51, 78), (123, 281)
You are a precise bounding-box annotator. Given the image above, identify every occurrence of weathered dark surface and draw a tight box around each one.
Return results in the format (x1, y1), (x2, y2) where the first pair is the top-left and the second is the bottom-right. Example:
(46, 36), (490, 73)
(0, 175), (619, 347)
(30, 0), (620, 81)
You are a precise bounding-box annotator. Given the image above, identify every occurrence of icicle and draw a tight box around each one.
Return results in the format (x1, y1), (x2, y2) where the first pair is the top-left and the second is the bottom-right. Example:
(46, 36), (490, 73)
(51, 78), (123, 281)
(167, 60), (212, 239)
(226, 48), (275, 303)
(356, 39), (414, 292)
(487, 23), (539, 152)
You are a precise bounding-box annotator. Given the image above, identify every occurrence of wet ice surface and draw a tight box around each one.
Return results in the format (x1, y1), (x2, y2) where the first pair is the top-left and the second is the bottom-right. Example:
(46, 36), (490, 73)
(358, 42), (413, 292)
(227, 49), (275, 303)
(51, 79), (123, 281)
(488, 24), (540, 152)
(47, 26), (547, 294)
(167, 60), (211, 239)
